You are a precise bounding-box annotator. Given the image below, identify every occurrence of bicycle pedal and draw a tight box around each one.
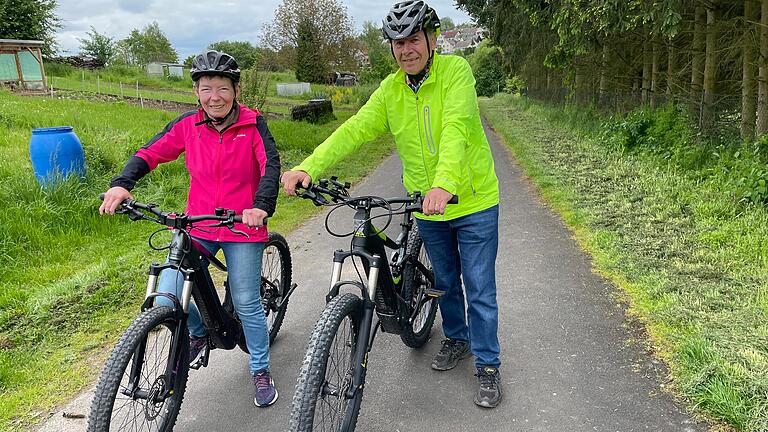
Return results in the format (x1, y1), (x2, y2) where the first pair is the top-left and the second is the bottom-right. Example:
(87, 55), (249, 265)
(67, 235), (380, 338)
(425, 288), (446, 298)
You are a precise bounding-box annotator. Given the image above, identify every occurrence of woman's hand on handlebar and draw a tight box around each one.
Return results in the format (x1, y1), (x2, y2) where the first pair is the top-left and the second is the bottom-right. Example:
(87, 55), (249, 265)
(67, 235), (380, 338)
(242, 208), (268, 228)
(281, 170), (312, 196)
(422, 187), (454, 216)
(99, 186), (133, 215)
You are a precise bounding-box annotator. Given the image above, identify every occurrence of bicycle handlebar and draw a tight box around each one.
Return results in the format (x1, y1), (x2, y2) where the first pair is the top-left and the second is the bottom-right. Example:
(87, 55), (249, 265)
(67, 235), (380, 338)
(99, 194), (250, 234)
(296, 177), (458, 213)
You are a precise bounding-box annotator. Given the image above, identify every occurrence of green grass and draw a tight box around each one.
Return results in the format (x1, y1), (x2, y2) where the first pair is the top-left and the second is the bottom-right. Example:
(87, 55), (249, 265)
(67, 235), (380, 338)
(48, 75), (198, 104)
(480, 94), (768, 431)
(0, 88), (394, 431)
(45, 65), (373, 114)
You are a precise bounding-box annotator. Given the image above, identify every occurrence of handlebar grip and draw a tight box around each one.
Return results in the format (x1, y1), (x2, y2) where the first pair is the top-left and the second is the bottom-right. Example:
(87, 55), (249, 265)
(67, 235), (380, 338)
(448, 196), (459, 204)
(232, 215), (268, 226)
(98, 193), (106, 201)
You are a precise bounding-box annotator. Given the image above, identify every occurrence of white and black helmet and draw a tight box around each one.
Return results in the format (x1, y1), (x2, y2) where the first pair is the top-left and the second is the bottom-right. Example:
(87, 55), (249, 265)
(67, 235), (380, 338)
(382, 0), (441, 41)
(190, 50), (241, 83)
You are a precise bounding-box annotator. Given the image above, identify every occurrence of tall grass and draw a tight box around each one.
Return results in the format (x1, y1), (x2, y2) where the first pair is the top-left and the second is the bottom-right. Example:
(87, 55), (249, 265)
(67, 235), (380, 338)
(481, 94), (768, 431)
(0, 88), (394, 430)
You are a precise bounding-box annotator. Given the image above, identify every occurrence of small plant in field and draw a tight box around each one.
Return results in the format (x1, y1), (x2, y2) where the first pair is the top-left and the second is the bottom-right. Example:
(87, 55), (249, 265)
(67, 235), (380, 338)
(239, 68), (271, 111)
(330, 87), (353, 105)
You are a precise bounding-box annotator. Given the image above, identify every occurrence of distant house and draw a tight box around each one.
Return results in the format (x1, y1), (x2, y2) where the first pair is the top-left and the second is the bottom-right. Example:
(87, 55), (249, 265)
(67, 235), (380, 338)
(146, 62), (186, 78)
(0, 39), (46, 90)
(437, 27), (484, 54)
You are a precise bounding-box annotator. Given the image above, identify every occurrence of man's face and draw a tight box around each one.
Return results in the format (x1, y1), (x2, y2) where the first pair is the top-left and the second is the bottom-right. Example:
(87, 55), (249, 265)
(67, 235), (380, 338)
(194, 75), (239, 118)
(392, 31), (435, 75)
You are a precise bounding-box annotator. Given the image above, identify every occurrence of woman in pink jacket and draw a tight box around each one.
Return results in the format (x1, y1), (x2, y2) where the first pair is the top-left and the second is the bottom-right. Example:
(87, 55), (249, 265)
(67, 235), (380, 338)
(99, 50), (281, 407)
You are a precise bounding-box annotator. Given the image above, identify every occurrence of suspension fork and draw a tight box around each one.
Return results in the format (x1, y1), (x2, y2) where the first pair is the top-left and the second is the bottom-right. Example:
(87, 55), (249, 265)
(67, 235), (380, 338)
(123, 265), (189, 400)
(346, 298), (376, 400)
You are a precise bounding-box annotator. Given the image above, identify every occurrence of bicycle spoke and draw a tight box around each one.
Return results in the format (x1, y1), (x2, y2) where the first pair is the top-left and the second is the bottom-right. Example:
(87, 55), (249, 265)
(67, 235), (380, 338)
(109, 322), (175, 431)
(314, 315), (355, 431)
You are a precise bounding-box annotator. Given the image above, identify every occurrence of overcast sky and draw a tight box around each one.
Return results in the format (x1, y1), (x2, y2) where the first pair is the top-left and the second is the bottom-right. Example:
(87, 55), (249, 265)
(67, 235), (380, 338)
(54, 0), (473, 59)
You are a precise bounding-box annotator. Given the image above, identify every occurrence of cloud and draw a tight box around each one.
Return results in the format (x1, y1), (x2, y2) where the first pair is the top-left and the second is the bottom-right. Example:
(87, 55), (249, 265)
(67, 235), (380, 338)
(54, 0), (473, 59)
(117, 0), (153, 13)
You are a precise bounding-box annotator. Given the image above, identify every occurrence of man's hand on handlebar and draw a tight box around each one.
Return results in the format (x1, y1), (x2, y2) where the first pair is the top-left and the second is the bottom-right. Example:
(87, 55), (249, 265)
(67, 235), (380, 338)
(99, 186), (133, 215)
(422, 187), (454, 216)
(281, 170), (312, 196)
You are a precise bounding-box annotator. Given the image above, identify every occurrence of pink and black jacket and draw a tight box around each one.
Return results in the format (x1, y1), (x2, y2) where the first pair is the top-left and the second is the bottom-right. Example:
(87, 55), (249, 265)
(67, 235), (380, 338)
(110, 104), (280, 243)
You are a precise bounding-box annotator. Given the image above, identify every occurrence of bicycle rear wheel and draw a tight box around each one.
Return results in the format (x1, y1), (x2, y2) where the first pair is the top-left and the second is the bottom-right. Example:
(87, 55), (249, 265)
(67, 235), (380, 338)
(290, 293), (363, 432)
(399, 226), (438, 348)
(262, 231), (292, 344)
(87, 306), (189, 432)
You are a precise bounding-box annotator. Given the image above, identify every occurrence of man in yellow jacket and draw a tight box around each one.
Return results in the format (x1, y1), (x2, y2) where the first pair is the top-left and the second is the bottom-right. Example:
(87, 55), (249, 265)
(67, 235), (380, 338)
(282, 0), (501, 408)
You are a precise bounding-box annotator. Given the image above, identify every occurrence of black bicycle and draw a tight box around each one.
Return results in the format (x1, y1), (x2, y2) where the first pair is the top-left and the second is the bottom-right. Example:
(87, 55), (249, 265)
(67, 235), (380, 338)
(88, 197), (296, 432)
(289, 177), (457, 432)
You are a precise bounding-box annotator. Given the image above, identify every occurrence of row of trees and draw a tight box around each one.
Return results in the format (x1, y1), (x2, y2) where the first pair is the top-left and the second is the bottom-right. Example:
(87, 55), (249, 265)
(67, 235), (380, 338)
(456, 0), (768, 140)
(2, 0), (462, 86)
(79, 22), (178, 66)
(0, 0), (59, 56)
(75, 0), (397, 84)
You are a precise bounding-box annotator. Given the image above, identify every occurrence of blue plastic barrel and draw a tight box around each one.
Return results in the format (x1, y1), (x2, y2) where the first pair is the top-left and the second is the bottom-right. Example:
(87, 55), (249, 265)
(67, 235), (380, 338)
(29, 126), (86, 185)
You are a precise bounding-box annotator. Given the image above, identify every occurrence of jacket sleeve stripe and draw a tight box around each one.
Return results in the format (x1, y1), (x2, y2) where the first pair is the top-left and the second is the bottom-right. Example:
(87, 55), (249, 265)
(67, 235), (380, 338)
(253, 115), (281, 216)
(141, 110), (198, 150)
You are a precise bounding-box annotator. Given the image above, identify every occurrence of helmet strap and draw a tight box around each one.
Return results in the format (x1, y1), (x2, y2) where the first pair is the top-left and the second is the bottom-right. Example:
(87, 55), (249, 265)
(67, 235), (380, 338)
(194, 101), (238, 127)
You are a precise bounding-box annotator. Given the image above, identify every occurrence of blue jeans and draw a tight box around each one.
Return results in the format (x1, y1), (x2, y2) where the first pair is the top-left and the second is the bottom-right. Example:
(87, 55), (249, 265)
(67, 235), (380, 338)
(155, 239), (269, 374)
(416, 205), (501, 369)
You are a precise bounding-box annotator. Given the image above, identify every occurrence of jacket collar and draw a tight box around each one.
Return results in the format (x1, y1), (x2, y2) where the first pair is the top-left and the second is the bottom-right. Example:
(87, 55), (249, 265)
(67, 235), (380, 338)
(395, 52), (441, 90)
(198, 104), (258, 131)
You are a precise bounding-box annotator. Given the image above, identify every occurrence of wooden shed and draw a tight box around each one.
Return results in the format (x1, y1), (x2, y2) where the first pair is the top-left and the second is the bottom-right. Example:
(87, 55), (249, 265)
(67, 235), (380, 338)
(0, 39), (46, 90)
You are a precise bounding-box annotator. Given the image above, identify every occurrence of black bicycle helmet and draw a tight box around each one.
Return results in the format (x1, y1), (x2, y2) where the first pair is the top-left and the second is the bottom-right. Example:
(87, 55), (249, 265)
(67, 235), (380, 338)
(190, 50), (241, 83)
(382, 0), (440, 41)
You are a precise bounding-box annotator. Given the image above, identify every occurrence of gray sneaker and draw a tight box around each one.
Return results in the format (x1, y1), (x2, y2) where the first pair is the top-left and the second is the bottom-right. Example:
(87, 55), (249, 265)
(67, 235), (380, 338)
(431, 338), (471, 371)
(474, 366), (502, 408)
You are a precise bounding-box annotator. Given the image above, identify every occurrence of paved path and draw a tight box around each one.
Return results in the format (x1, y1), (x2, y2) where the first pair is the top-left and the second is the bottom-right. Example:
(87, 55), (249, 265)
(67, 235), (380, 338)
(39, 120), (708, 431)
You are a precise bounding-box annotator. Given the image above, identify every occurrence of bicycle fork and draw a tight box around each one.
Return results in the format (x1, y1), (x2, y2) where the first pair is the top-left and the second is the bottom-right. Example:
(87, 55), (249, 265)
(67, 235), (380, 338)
(327, 253), (382, 404)
(121, 265), (191, 402)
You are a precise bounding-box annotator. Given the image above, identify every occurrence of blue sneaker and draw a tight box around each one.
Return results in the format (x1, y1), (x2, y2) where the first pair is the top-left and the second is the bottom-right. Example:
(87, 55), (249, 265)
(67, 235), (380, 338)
(253, 369), (278, 407)
(189, 335), (207, 367)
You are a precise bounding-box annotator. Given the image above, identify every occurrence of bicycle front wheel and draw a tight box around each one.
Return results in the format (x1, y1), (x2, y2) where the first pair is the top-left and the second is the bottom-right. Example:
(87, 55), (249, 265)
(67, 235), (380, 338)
(87, 306), (189, 432)
(399, 226), (438, 348)
(290, 292), (363, 432)
(262, 231), (292, 344)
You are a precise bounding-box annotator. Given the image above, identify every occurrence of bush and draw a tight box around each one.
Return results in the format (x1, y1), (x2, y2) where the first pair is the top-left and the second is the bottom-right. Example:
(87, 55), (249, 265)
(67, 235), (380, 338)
(504, 76), (526, 95)
(240, 68), (270, 111)
(601, 103), (693, 156)
(715, 142), (768, 205)
(467, 41), (506, 97)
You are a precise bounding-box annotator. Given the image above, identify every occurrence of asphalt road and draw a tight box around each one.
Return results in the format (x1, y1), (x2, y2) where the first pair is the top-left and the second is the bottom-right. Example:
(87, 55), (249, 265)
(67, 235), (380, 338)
(39, 120), (708, 432)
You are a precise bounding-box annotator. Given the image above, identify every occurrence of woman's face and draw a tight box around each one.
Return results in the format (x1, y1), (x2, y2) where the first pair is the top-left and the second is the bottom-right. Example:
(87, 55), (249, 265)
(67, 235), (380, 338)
(194, 75), (239, 118)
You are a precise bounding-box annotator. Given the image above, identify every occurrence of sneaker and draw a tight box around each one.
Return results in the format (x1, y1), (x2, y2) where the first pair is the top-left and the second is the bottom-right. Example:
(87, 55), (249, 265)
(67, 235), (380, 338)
(431, 338), (471, 371)
(474, 366), (502, 408)
(253, 369), (278, 407)
(188, 335), (207, 367)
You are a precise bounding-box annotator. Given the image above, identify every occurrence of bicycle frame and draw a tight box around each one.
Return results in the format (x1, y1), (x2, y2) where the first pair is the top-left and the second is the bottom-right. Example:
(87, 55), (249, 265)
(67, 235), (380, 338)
(324, 198), (430, 408)
(126, 231), (243, 402)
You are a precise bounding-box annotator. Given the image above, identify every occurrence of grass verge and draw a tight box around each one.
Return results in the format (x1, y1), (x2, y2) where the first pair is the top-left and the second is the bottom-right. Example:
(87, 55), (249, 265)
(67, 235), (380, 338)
(480, 94), (767, 432)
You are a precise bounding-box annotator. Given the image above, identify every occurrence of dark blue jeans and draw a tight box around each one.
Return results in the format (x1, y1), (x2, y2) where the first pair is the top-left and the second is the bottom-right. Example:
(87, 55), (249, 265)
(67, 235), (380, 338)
(416, 205), (501, 369)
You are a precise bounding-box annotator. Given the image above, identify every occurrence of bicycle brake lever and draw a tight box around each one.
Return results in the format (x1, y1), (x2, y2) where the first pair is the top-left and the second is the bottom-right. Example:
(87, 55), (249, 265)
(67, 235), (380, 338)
(228, 226), (250, 239)
(300, 189), (329, 206)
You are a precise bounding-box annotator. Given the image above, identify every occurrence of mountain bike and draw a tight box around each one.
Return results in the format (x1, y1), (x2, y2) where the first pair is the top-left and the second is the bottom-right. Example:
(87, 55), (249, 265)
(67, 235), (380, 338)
(289, 177), (457, 432)
(87, 196), (296, 432)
